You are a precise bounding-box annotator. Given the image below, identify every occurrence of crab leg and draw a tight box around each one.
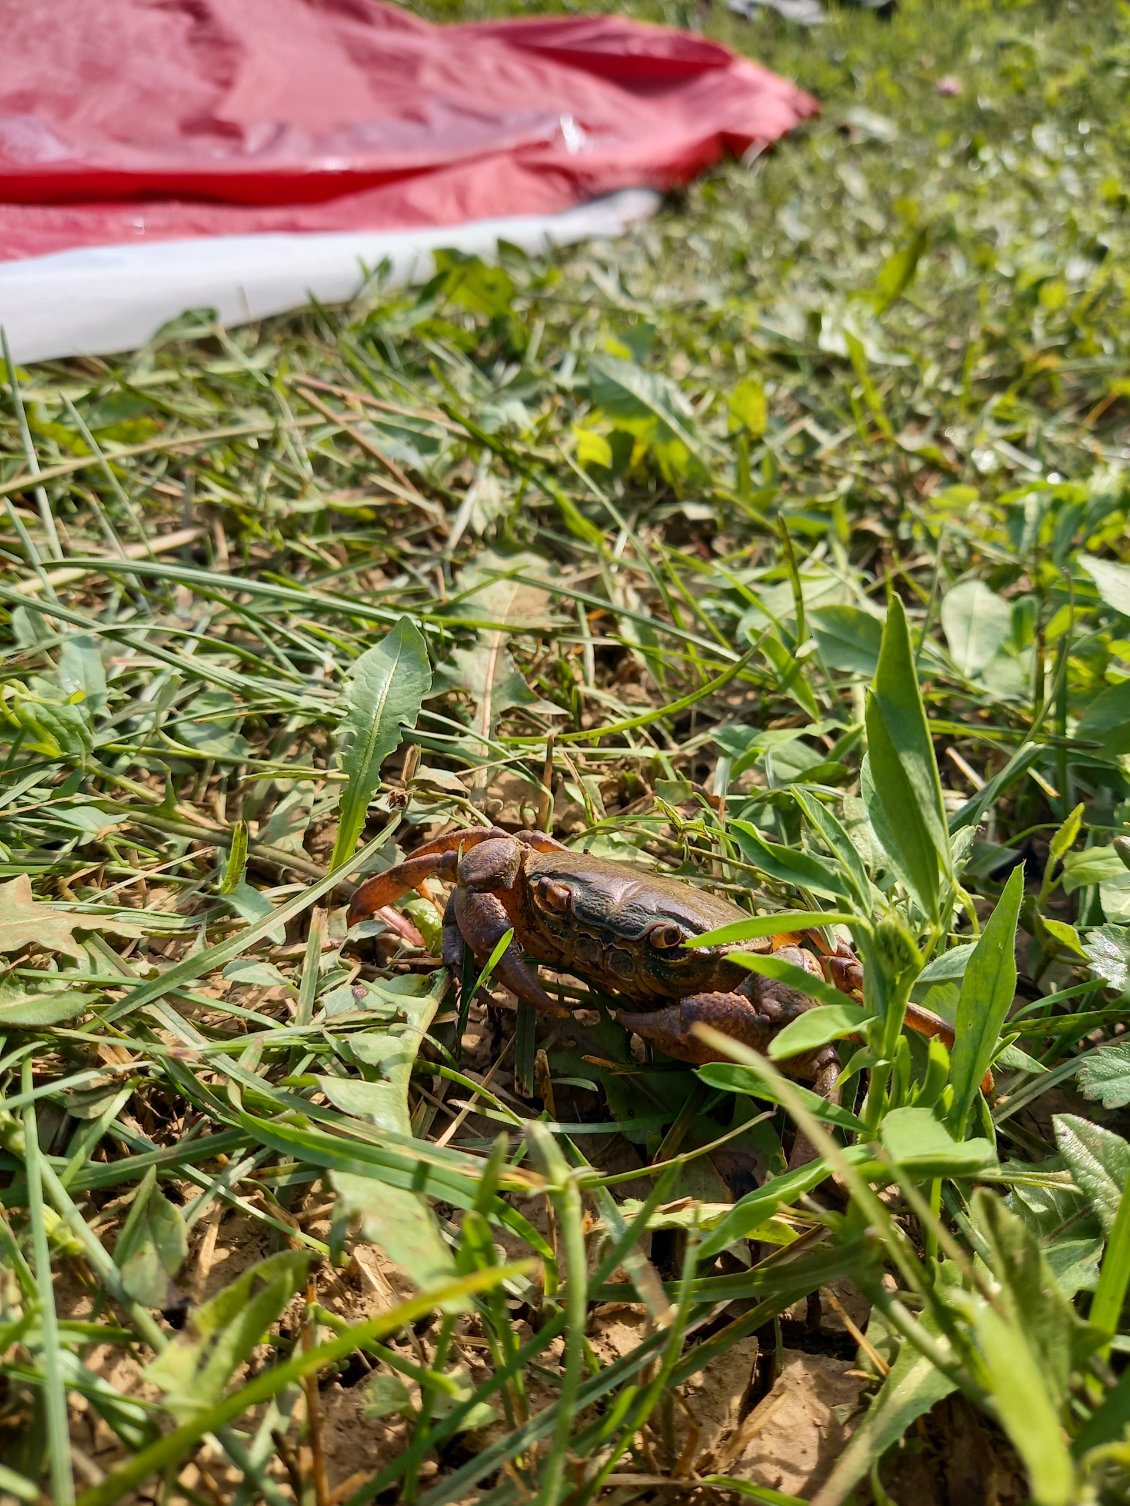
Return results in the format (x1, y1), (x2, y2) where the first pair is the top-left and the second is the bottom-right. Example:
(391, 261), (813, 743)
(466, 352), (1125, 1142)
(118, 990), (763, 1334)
(454, 889), (568, 1019)
(348, 847), (461, 925)
(348, 826), (567, 926)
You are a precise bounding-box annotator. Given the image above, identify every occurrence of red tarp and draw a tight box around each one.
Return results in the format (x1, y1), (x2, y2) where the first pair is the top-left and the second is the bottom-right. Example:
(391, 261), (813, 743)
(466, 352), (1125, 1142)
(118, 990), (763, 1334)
(0, 0), (818, 263)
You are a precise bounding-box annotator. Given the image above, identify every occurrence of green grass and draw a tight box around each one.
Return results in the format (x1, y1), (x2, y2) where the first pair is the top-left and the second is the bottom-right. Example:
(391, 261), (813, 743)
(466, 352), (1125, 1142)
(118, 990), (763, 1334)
(2, 1), (1129, 1502)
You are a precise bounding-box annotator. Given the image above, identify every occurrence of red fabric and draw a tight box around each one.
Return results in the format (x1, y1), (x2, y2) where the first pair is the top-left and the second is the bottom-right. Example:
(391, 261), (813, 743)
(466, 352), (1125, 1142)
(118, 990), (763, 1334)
(0, 0), (817, 263)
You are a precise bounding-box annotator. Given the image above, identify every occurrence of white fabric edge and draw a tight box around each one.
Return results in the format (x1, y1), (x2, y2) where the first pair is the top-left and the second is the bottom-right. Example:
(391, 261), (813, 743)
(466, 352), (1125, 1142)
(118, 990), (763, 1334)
(0, 188), (660, 364)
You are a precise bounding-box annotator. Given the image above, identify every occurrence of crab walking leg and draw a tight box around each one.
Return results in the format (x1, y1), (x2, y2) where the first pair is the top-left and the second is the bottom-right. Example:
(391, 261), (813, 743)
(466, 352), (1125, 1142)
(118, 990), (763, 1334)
(349, 847), (460, 924)
(441, 891), (465, 971)
(616, 990), (787, 1068)
(453, 889), (569, 1019)
(348, 826), (568, 926)
(786, 1045), (842, 1172)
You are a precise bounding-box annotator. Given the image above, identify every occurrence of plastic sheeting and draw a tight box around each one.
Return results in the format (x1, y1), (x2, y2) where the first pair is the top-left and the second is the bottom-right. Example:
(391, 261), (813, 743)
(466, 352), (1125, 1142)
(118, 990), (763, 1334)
(0, 1), (817, 361)
(0, 191), (660, 364)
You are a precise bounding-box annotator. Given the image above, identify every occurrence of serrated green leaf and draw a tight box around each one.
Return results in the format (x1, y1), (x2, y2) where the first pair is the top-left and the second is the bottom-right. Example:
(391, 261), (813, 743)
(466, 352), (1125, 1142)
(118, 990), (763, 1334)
(332, 616), (431, 869)
(1048, 803), (1085, 867)
(1055, 1115), (1130, 1234)
(1075, 1041), (1130, 1109)
(1083, 925), (1130, 995)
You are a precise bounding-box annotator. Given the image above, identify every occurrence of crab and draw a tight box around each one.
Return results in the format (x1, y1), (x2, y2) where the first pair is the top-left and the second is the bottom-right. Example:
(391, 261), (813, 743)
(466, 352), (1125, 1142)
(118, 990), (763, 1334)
(348, 827), (967, 1106)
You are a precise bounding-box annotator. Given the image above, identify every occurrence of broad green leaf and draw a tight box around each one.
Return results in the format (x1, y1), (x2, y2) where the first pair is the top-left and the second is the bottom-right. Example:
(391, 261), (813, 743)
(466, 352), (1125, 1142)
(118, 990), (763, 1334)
(333, 1176), (456, 1293)
(219, 878), (286, 946)
(0, 875), (102, 961)
(941, 579), (1014, 677)
(767, 1003), (868, 1062)
(730, 820), (851, 901)
(1099, 871), (1130, 923)
(325, 972), (460, 1300)
(727, 375), (768, 436)
(114, 1167), (188, 1309)
(1080, 553), (1130, 618)
(810, 604), (884, 675)
(872, 227), (928, 311)
(1040, 916), (1086, 955)
(1076, 1042), (1130, 1109)
(880, 1107), (996, 1176)
(331, 616), (431, 869)
(1062, 846), (1127, 892)
(1077, 683), (1130, 758)
(0, 990), (96, 1027)
(864, 596), (952, 920)
(144, 1250), (314, 1421)
(223, 957), (294, 991)
(587, 352), (703, 459)
(0, 680), (93, 761)
(361, 1372), (413, 1422)
(433, 249), (516, 319)
(1054, 1116), (1130, 1235)
(689, 911), (856, 947)
(948, 865), (1023, 1133)
(973, 1190), (1096, 1403)
(967, 1299), (1076, 1506)
(917, 941), (976, 983)
(697, 1061), (867, 1133)
(727, 950), (857, 1012)
(57, 634), (108, 715)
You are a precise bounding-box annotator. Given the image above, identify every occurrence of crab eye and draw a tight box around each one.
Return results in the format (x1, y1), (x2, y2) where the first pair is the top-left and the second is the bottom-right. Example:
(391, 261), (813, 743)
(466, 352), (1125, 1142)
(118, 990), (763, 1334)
(648, 922), (686, 950)
(535, 877), (572, 913)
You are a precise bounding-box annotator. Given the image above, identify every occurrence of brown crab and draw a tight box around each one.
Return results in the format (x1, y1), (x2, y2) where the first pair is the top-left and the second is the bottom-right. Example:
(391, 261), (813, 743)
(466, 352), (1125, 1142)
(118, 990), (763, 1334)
(348, 827), (968, 1104)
